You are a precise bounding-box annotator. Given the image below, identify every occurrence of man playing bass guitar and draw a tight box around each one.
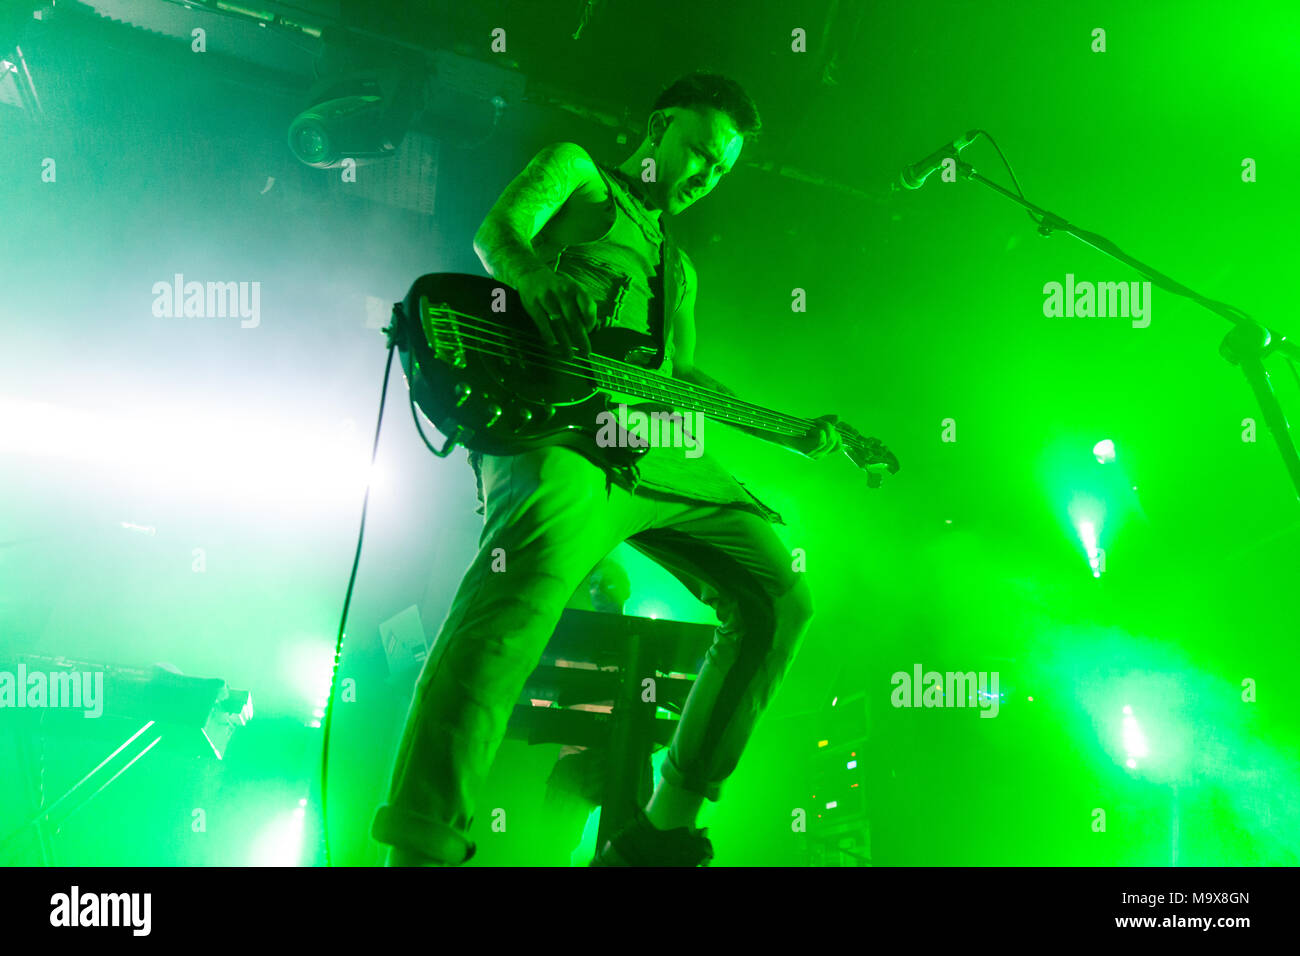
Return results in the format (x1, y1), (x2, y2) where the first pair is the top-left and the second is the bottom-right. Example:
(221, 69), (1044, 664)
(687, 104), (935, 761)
(372, 72), (893, 867)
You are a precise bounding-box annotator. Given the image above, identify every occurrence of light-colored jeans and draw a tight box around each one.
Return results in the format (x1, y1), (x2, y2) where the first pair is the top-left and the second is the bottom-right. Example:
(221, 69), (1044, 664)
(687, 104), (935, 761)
(371, 445), (814, 864)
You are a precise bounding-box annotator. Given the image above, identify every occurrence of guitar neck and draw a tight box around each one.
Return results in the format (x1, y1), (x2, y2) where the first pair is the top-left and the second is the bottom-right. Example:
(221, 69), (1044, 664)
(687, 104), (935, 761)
(590, 354), (813, 441)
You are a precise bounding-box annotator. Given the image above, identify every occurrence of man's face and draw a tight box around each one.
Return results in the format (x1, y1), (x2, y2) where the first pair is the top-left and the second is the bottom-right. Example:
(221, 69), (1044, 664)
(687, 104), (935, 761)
(652, 106), (743, 215)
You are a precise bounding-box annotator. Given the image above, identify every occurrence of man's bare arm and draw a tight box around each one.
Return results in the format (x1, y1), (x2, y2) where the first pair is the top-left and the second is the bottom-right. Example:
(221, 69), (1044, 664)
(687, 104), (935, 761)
(473, 141), (598, 289)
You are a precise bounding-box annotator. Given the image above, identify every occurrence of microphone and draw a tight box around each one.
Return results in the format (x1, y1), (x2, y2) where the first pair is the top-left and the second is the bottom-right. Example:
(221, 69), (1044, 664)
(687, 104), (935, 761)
(893, 131), (980, 191)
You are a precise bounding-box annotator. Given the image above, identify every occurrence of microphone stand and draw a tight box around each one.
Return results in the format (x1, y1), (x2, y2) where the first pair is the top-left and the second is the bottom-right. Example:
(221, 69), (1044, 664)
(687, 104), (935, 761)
(952, 158), (1300, 502)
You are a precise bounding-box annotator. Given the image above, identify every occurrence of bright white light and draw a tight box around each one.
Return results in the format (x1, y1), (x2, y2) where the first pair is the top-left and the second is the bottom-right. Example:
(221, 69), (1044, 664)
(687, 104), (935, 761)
(1122, 711), (1148, 760)
(281, 639), (336, 720)
(632, 599), (673, 621)
(1072, 500), (1106, 579)
(1078, 520), (1097, 554)
(0, 396), (381, 507)
(249, 809), (306, 866)
(1093, 439), (1116, 464)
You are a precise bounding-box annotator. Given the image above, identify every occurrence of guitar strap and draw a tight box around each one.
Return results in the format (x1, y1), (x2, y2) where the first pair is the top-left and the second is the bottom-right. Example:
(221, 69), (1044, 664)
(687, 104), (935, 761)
(649, 218), (676, 369)
(607, 164), (676, 369)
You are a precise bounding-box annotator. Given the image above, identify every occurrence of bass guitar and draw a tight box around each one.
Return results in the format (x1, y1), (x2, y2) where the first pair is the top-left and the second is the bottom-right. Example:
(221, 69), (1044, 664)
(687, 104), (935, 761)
(387, 273), (899, 485)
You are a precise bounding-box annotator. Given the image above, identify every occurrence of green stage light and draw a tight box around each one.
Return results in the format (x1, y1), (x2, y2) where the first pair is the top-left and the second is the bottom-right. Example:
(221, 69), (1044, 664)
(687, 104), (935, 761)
(1093, 439), (1116, 464)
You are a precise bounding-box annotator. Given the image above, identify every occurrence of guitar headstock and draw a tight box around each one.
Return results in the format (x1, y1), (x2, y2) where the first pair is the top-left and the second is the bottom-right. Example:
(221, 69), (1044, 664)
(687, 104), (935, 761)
(838, 421), (900, 489)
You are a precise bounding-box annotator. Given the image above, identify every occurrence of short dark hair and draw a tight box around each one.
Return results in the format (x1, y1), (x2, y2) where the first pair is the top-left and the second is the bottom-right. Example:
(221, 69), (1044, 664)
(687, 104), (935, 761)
(651, 72), (761, 139)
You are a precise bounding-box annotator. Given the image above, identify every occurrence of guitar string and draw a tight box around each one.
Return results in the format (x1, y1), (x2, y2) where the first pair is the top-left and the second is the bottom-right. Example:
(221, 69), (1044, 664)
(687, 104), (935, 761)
(424, 313), (805, 431)
(419, 310), (876, 451)
(434, 324), (807, 437)
(423, 314), (873, 449)
(424, 318), (866, 447)
(423, 312), (798, 430)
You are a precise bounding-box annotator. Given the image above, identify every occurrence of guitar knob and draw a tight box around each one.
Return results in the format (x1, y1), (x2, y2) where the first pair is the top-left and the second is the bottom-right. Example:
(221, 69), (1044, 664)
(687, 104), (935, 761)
(484, 403), (503, 427)
(518, 407), (533, 423)
(453, 382), (472, 407)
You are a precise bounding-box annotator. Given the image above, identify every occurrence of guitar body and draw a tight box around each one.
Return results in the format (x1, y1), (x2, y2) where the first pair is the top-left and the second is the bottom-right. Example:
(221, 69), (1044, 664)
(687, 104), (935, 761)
(391, 273), (667, 465)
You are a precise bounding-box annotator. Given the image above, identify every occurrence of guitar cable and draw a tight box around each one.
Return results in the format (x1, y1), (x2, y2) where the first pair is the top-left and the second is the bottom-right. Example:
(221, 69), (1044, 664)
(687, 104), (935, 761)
(319, 333), (398, 867)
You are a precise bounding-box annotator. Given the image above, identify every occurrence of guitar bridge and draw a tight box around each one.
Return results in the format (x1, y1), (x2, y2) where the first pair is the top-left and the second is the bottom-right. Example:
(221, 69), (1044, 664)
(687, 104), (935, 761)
(419, 296), (468, 369)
